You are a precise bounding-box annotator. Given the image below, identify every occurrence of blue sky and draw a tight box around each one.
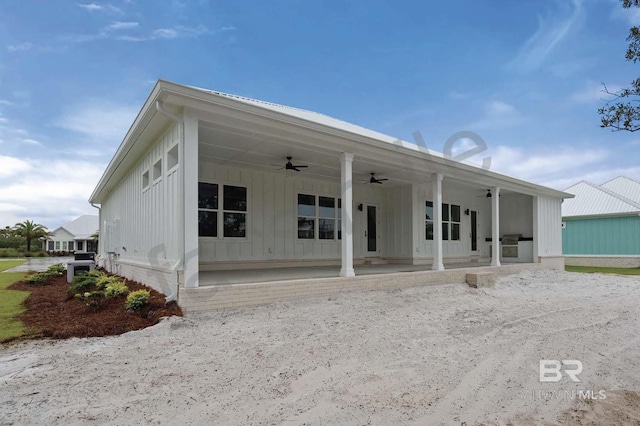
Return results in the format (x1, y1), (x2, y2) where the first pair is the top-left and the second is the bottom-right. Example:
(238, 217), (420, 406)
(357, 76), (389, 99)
(1, 0), (640, 229)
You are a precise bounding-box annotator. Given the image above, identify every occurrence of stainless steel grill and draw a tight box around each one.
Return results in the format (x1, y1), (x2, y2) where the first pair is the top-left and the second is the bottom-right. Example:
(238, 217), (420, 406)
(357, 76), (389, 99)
(501, 234), (521, 258)
(501, 234), (521, 246)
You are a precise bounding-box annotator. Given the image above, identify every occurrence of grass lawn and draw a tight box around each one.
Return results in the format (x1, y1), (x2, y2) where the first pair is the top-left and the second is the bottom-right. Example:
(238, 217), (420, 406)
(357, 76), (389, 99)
(566, 265), (640, 275)
(0, 272), (30, 342)
(0, 259), (26, 272)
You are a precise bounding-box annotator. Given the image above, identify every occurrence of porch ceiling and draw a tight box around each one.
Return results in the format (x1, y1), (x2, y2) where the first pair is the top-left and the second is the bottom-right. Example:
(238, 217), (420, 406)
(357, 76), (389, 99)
(198, 122), (501, 192)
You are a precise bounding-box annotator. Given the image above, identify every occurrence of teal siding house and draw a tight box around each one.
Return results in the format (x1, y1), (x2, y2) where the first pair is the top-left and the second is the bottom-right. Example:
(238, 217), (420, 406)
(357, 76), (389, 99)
(562, 177), (640, 267)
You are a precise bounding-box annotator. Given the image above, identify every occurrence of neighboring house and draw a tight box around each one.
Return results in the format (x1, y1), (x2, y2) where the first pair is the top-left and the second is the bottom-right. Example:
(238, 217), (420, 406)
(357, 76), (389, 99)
(89, 80), (571, 309)
(43, 215), (99, 253)
(562, 176), (640, 267)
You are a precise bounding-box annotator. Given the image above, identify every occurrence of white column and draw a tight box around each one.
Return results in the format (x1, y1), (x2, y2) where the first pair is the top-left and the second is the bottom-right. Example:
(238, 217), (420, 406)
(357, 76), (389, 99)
(340, 152), (355, 277)
(491, 186), (501, 267)
(432, 173), (444, 271)
(183, 110), (199, 288)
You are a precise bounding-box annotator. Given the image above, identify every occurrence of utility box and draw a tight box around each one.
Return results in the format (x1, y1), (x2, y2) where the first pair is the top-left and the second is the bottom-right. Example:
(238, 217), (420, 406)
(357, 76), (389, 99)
(67, 259), (96, 283)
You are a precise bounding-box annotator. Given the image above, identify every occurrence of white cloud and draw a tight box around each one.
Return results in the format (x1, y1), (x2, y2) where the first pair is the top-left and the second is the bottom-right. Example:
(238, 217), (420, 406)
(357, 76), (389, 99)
(153, 28), (178, 39)
(0, 155), (31, 178)
(0, 99), (15, 106)
(78, 3), (102, 11)
(21, 138), (42, 146)
(78, 3), (122, 13)
(469, 100), (523, 130)
(509, 0), (584, 71)
(7, 42), (33, 52)
(220, 25), (236, 32)
(483, 145), (612, 189)
(0, 157), (104, 228)
(107, 21), (139, 30)
(55, 101), (139, 144)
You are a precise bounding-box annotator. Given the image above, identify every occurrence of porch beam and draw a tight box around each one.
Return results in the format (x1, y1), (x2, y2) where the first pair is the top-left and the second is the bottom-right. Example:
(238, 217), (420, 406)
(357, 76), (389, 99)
(340, 152), (355, 277)
(183, 110), (200, 288)
(491, 186), (501, 267)
(432, 173), (444, 271)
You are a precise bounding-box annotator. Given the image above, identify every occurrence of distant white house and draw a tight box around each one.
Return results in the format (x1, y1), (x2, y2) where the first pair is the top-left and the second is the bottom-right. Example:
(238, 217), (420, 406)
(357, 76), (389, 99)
(43, 215), (99, 253)
(89, 80), (572, 310)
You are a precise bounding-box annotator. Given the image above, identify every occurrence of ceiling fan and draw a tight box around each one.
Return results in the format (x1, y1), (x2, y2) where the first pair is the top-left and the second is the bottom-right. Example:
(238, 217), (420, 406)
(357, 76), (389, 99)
(477, 189), (501, 198)
(367, 173), (388, 184)
(277, 156), (308, 172)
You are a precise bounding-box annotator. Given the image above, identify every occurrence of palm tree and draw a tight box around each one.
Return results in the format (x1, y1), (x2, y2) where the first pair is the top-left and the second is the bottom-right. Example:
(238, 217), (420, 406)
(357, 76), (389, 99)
(12, 220), (52, 254)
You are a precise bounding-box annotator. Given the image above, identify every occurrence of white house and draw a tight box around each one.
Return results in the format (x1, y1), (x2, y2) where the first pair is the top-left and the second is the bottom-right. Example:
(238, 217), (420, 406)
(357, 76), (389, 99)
(89, 80), (571, 310)
(43, 215), (99, 253)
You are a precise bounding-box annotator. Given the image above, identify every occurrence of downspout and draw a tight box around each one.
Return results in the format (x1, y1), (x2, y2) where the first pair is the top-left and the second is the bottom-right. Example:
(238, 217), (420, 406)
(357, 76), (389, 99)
(90, 202), (102, 266)
(155, 100), (182, 303)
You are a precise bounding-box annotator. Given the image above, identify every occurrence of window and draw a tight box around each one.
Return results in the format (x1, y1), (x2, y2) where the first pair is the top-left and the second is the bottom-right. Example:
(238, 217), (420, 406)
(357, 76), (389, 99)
(198, 183), (218, 237)
(48, 241), (54, 251)
(223, 186), (247, 237)
(69, 241), (75, 251)
(442, 203), (461, 241)
(298, 194), (342, 240)
(297, 194), (315, 239)
(55, 241), (60, 250)
(153, 159), (162, 181)
(425, 201), (434, 240)
(77, 241), (84, 251)
(62, 241), (68, 250)
(198, 183), (247, 238)
(426, 201), (461, 241)
(142, 170), (149, 189)
(167, 144), (179, 170)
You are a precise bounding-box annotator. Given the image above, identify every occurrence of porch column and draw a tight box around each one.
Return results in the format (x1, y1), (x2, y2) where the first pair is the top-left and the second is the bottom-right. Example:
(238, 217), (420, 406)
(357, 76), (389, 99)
(432, 173), (444, 271)
(340, 152), (355, 277)
(183, 110), (199, 288)
(491, 186), (501, 267)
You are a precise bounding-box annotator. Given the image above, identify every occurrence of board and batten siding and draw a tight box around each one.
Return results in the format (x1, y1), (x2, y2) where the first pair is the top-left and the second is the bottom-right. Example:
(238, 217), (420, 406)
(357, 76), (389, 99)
(100, 122), (182, 271)
(533, 195), (563, 258)
(562, 216), (640, 255)
(198, 162), (390, 265)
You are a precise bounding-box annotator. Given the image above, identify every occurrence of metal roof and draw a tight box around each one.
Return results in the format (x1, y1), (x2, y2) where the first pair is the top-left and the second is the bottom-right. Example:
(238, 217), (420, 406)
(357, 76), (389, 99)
(55, 215), (99, 240)
(601, 176), (640, 204)
(562, 180), (640, 218)
(90, 80), (573, 203)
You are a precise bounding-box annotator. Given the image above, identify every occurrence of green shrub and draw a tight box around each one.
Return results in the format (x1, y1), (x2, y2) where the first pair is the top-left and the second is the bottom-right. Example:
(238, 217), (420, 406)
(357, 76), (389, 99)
(46, 263), (66, 276)
(74, 290), (105, 307)
(68, 273), (98, 294)
(35, 251), (48, 257)
(104, 280), (129, 298)
(125, 290), (150, 311)
(96, 275), (122, 290)
(26, 273), (49, 285)
(0, 248), (20, 258)
(87, 269), (104, 278)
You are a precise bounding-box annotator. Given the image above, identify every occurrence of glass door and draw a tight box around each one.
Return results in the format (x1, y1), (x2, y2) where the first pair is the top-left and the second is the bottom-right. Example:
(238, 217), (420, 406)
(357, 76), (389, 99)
(366, 205), (378, 254)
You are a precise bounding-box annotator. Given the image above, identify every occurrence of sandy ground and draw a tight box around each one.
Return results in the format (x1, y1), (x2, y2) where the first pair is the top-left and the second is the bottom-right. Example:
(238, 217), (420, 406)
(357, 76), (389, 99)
(1, 269), (640, 425)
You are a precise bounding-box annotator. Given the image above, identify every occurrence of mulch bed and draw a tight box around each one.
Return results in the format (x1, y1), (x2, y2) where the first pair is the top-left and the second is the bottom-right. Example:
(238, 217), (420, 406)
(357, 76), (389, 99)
(9, 274), (182, 339)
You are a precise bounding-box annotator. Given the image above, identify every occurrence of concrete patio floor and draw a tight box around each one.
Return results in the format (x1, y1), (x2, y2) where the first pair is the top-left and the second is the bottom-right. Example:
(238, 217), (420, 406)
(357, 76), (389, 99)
(198, 261), (514, 286)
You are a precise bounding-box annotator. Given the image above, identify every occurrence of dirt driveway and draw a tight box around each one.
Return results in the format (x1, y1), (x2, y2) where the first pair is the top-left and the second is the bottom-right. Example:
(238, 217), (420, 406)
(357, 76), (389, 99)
(1, 269), (639, 425)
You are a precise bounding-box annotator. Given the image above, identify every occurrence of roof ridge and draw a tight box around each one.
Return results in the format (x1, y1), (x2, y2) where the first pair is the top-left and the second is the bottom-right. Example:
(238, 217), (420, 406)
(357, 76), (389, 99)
(585, 181), (640, 210)
(187, 85), (390, 137)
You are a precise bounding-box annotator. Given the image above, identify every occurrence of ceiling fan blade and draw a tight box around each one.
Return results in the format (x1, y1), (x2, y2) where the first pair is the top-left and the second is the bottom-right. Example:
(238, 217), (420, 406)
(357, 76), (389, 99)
(377, 178), (389, 181)
(374, 180), (384, 184)
(292, 165), (308, 168)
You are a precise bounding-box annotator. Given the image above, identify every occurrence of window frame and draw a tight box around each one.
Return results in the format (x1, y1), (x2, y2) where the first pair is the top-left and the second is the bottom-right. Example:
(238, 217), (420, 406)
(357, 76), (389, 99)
(426, 201), (461, 241)
(296, 192), (342, 241)
(198, 182), (248, 239)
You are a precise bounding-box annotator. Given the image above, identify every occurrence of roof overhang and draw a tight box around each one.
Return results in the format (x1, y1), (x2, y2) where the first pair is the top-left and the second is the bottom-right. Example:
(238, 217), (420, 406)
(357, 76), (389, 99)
(90, 80), (574, 203)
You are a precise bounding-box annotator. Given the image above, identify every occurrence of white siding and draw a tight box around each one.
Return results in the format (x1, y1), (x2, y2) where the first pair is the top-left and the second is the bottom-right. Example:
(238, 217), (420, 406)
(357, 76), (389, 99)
(198, 162), (390, 264)
(534, 195), (563, 257)
(499, 194), (533, 237)
(100, 122), (182, 271)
